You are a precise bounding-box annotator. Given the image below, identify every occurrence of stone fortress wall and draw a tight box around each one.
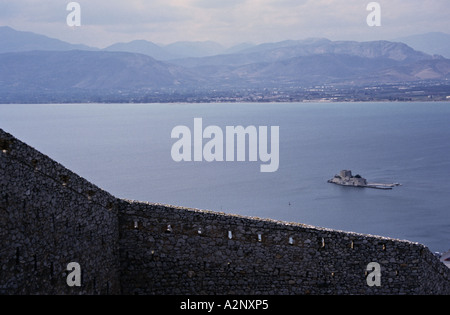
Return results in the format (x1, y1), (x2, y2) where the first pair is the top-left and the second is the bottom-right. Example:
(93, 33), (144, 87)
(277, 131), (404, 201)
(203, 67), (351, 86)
(0, 128), (120, 294)
(1, 128), (449, 295)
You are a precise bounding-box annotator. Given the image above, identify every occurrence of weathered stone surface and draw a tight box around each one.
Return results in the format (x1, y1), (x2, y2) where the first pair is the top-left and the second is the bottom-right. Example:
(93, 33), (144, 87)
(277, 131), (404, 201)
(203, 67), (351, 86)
(0, 128), (449, 295)
(0, 129), (120, 295)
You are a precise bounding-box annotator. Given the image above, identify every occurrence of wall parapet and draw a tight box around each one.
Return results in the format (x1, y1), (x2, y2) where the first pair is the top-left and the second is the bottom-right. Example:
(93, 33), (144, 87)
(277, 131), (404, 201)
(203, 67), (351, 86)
(118, 200), (449, 295)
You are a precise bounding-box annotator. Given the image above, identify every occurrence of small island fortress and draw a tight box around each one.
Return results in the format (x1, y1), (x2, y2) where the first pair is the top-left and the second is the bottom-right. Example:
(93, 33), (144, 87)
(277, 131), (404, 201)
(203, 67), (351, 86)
(328, 170), (401, 190)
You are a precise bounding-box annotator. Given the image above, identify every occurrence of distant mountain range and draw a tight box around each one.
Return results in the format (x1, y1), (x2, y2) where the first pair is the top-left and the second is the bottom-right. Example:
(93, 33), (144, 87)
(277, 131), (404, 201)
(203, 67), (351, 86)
(1, 26), (450, 102)
(3, 26), (450, 61)
(0, 26), (250, 60)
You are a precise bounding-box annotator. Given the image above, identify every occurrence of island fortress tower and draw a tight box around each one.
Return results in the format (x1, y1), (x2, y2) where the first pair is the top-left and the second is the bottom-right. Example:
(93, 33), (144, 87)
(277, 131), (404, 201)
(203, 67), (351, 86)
(334, 170), (368, 187)
(0, 128), (448, 295)
(341, 170), (352, 178)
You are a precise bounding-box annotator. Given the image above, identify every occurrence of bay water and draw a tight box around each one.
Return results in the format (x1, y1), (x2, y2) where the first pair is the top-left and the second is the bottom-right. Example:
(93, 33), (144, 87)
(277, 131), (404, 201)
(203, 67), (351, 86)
(1, 102), (449, 253)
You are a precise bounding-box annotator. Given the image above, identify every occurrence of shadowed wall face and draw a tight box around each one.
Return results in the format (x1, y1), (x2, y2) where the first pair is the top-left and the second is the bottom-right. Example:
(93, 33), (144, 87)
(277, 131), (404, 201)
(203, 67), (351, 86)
(0, 129), (121, 294)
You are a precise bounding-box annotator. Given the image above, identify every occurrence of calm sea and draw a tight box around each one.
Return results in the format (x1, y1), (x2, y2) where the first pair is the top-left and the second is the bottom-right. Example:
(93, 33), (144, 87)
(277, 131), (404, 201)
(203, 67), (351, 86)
(1, 102), (449, 253)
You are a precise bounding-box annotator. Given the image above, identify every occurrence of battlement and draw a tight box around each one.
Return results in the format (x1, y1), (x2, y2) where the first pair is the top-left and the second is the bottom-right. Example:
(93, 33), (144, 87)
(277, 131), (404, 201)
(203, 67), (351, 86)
(1, 128), (448, 295)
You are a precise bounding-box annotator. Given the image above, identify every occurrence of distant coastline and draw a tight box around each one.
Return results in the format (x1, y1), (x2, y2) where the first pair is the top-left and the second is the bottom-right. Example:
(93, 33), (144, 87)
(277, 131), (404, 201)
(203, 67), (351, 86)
(1, 84), (449, 105)
(1, 99), (449, 105)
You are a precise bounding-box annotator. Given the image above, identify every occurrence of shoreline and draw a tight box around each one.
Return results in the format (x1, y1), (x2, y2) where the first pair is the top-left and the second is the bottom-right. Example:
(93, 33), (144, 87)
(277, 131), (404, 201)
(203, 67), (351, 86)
(327, 180), (401, 190)
(1, 100), (450, 105)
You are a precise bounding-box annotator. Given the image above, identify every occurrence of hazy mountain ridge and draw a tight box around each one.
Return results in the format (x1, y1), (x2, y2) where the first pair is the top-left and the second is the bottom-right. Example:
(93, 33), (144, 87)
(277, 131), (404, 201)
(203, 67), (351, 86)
(0, 26), (249, 60)
(103, 40), (235, 60)
(0, 26), (97, 53)
(103, 40), (179, 60)
(0, 50), (201, 91)
(169, 39), (438, 72)
(394, 32), (450, 59)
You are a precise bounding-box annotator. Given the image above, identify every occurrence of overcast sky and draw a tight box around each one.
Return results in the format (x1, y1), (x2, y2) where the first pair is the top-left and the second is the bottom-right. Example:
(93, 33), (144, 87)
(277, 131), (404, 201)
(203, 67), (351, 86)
(1, 0), (449, 48)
